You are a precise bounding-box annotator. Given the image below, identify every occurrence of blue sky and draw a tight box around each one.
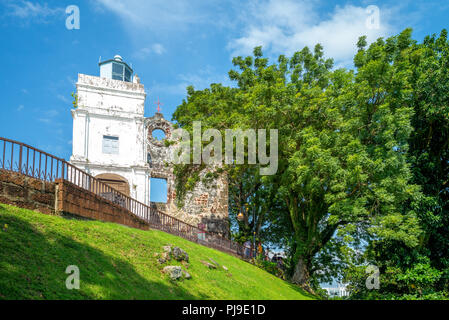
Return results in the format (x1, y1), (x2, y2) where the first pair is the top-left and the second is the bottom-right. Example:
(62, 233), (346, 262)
(1, 0), (449, 201)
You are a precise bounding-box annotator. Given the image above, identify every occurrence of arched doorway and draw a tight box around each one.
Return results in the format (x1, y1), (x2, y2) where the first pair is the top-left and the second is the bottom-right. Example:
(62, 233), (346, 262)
(96, 173), (130, 196)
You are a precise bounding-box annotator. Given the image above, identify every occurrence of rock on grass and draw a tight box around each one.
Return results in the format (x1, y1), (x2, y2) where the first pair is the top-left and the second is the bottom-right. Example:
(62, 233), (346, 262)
(182, 269), (192, 279)
(162, 266), (182, 280)
(200, 260), (217, 269)
(172, 246), (189, 262)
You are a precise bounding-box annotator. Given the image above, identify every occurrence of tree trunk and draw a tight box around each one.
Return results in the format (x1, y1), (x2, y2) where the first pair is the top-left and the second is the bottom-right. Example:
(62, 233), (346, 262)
(291, 257), (314, 294)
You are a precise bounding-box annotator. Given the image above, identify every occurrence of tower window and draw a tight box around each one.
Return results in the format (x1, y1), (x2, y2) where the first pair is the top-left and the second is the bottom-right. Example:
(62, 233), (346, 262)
(102, 135), (119, 154)
(99, 56), (133, 82)
(112, 63), (124, 81)
(125, 68), (132, 82)
(110, 62), (132, 82)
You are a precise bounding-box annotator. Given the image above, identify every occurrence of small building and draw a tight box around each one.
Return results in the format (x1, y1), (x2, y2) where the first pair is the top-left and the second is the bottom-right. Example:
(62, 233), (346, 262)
(70, 55), (229, 236)
(322, 284), (350, 298)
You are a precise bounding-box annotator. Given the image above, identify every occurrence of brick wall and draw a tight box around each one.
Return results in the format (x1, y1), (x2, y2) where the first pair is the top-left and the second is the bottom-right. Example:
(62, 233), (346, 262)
(54, 179), (150, 231)
(0, 169), (55, 215)
(0, 170), (150, 231)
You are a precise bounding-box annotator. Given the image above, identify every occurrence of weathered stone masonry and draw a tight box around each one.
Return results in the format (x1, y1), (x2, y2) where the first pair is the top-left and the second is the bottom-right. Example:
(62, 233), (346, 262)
(146, 112), (230, 237)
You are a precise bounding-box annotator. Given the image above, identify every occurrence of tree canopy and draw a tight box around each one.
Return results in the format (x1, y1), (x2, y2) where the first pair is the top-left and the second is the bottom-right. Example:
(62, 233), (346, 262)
(172, 28), (449, 298)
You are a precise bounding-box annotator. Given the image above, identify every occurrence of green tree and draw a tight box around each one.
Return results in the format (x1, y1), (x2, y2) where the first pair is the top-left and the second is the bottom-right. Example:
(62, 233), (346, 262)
(344, 29), (449, 300)
(228, 167), (281, 245)
(173, 38), (421, 292)
(408, 29), (449, 292)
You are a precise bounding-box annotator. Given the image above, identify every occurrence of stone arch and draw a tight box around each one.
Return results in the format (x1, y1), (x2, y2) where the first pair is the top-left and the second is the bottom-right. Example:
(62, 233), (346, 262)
(147, 115), (172, 147)
(96, 173), (130, 196)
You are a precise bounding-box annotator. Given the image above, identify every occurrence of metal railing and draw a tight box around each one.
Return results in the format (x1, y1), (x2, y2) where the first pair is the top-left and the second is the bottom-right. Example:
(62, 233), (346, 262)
(0, 137), (245, 257)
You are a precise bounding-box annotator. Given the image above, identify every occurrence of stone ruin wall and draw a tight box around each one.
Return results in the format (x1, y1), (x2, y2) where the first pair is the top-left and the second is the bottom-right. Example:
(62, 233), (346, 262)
(146, 113), (229, 237)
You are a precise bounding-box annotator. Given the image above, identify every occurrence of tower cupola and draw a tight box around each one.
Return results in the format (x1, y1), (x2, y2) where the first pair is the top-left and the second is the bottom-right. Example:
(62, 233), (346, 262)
(99, 54), (133, 82)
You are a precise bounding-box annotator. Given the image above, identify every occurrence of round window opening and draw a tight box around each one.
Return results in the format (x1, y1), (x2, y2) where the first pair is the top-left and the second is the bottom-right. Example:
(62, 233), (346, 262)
(152, 129), (166, 141)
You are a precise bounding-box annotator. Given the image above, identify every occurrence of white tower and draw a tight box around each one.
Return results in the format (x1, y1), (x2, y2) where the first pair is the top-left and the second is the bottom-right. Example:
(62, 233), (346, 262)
(70, 55), (150, 204)
(70, 55), (230, 236)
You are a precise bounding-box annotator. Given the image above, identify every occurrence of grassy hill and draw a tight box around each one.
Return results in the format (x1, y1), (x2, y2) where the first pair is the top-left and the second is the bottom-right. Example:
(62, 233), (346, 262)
(0, 203), (313, 300)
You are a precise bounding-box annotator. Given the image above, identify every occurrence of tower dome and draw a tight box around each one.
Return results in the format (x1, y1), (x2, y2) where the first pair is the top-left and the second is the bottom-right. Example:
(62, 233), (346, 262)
(99, 54), (133, 82)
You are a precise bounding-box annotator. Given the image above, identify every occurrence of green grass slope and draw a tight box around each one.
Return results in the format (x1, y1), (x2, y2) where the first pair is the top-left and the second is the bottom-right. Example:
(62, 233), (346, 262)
(0, 203), (313, 300)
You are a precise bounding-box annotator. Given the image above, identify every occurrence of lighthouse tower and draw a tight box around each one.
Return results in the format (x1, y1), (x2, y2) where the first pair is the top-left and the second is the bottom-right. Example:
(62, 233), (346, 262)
(70, 55), (150, 204)
(70, 55), (230, 237)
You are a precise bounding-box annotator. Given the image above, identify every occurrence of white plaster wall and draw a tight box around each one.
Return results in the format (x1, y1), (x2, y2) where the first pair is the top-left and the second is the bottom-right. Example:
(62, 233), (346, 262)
(133, 169), (150, 204)
(71, 73), (150, 204)
(76, 74), (145, 116)
(100, 63), (112, 79)
(71, 110), (87, 160)
(86, 116), (136, 166)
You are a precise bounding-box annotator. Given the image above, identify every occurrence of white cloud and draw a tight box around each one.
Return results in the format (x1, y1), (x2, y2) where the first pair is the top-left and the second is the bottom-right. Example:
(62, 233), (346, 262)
(94, 0), (226, 31)
(67, 76), (76, 87)
(57, 94), (70, 104)
(38, 118), (51, 124)
(228, 1), (395, 67)
(149, 66), (233, 96)
(38, 109), (59, 123)
(177, 72), (231, 91)
(133, 43), (166, 59)
(94, 0), (397, 68)
(5, 0), (64, 22)
(152, 43), (165, 55)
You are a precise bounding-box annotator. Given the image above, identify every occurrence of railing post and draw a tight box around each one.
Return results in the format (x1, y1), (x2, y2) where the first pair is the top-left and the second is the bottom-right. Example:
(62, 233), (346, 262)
(32, 150), (36, 177)
(2, 140), (5, 169)
(26, 148), (29, 176)
(10, 142), (13, 171)
(50, 157), (53, 181)
(44, 155), (47, 181)
(38, 153), (41, 179)
(18, 144), (23, 173)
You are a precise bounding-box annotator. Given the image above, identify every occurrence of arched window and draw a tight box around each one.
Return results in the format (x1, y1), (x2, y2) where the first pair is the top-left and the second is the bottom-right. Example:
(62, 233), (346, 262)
(152, 129), (166, 141)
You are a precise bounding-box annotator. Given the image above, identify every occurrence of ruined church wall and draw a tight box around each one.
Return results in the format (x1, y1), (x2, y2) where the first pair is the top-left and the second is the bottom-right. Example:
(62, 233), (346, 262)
(146, 113), (230, 237)
(166, 171), (229, 237)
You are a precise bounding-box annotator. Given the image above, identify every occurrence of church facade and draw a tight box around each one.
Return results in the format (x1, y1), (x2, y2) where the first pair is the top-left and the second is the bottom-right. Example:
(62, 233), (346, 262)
(70, 55), (229, 236)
